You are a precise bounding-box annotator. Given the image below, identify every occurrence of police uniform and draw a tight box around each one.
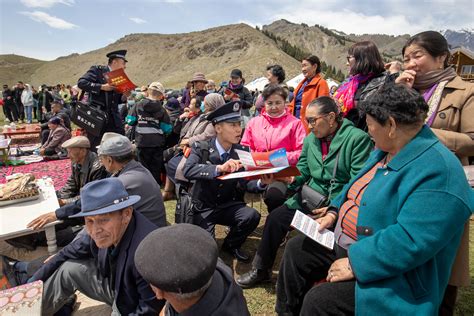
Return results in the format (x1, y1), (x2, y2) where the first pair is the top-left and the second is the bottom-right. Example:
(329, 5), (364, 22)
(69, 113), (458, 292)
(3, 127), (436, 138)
(77, 50), (127, 149)
(183, 101), (263, 261)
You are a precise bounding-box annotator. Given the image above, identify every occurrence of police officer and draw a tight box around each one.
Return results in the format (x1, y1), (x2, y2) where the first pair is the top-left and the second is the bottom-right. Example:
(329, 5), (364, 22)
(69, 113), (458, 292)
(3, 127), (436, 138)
(77, 50), (129, 150)
(183, 101), (267, 262)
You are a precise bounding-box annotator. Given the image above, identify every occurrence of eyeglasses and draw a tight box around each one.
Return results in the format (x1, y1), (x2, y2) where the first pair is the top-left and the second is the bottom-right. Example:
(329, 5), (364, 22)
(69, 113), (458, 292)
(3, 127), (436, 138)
(305, 114), (328, 125)
(346, 55), (354, 62)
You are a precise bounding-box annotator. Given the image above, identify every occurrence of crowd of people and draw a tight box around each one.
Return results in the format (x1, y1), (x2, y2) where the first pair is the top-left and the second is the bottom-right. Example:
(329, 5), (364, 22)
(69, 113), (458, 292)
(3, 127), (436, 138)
(1, 30), (473, 316)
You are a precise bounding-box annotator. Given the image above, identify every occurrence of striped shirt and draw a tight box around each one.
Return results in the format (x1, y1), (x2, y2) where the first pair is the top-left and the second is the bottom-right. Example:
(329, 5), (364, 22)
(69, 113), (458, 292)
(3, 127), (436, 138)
(338, 160), (385, 241)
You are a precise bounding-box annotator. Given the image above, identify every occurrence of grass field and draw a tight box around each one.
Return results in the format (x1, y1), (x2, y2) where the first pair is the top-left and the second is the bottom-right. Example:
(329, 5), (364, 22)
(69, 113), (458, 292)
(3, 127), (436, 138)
(163, 198), (474, 315)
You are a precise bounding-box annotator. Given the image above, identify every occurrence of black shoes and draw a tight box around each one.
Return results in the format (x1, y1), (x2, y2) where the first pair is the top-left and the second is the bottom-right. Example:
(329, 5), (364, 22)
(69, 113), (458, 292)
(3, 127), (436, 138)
(221, 245), (250, 263)
(236, 268), (271, 288)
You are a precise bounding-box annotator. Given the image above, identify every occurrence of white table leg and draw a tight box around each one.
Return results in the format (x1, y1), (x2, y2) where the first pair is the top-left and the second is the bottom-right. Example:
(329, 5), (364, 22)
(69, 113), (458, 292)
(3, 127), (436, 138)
(45, 226), (58, 254)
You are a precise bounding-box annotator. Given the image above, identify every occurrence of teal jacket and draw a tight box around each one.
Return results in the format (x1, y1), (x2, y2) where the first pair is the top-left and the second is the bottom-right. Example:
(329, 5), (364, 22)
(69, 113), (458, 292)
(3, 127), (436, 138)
(286, 118), (373, 210)
(331, 125), (474, 315)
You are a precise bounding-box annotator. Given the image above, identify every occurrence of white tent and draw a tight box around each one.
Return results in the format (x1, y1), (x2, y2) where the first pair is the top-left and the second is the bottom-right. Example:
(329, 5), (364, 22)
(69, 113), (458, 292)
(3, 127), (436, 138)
(245, 77), (269, 92)
(287, 74), (340, 89)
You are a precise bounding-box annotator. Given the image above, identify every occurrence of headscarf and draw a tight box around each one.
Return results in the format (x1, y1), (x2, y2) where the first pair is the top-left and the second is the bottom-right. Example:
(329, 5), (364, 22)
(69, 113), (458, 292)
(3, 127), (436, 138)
(204, 93), (225, 112)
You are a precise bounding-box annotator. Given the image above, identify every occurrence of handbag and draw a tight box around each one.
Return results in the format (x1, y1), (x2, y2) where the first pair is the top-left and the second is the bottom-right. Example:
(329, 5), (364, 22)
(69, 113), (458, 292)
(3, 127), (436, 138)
(298, 151), (341, 213)
(71, 99), (107, 137)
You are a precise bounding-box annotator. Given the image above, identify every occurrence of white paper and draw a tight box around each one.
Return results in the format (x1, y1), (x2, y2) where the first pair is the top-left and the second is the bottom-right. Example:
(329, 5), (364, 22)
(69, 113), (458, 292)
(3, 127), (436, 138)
(234, 149), (256, 168)
(218, 166), (286, 180)
(290, 210), (335, 250)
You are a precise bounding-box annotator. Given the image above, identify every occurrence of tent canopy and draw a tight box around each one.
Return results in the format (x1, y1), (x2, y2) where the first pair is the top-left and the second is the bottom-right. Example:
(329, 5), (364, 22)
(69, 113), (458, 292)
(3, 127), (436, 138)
(245, 77), (269, 92)
(286, 74), (340, 89)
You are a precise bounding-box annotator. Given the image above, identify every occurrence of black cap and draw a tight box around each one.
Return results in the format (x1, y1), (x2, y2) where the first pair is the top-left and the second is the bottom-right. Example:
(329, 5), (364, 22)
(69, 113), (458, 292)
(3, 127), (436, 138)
(134, 224), (218, 294)
(106, 50), (128, 62)
(230, 69), (242, 78)
(206, 100), (242, 125)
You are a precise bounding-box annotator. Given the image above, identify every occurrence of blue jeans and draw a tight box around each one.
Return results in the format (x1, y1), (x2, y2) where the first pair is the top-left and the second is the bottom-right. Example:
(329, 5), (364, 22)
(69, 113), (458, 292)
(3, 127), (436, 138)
(25, 105), (33, 123)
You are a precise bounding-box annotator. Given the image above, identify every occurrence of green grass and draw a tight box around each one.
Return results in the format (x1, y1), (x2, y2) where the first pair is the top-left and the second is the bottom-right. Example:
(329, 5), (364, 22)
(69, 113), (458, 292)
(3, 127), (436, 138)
(163, 198), (474, 315)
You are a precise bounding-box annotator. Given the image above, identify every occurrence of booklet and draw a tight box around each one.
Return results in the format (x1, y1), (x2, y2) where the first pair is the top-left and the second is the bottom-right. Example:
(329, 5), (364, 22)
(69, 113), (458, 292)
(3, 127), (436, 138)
(104, 68), (137, 94)
(290, 210), (335, 250)
(217, 148), (301, 180)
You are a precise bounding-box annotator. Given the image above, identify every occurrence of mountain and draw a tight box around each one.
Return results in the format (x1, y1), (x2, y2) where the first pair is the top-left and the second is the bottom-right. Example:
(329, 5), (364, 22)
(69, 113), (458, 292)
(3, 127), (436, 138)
(262, 19), (409, 75)
(1, 24), (301, 89)
(441, 29), (474, 51)
(0, 54), (46, 88)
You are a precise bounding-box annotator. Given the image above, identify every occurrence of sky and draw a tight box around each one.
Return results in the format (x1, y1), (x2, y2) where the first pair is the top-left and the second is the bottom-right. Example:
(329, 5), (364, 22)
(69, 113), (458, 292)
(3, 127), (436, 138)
(1, 0), (473, 60)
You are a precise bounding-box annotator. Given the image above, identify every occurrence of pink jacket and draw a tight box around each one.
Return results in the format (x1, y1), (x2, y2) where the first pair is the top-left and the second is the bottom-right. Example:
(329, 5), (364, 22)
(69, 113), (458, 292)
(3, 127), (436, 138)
(241, 109), (305, 166)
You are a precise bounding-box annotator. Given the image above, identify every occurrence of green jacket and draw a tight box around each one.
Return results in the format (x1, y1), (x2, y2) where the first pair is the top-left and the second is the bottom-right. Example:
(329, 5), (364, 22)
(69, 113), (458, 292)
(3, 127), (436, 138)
(331, 125), (474, 315)
(285, 118), (373, 210)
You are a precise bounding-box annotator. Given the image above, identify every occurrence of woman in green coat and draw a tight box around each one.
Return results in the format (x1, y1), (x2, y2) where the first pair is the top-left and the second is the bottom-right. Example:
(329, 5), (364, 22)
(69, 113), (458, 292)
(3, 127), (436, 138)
(236, 96), (373, 288)
(276, 84), (473, 315)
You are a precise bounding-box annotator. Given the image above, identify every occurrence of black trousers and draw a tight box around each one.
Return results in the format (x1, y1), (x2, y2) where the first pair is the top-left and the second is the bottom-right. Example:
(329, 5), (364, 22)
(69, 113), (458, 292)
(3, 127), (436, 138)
(253, 204), (297, 270)
(3, 102), (18, 121)
(263, 181), (287, 213)
(136, 146), (164, 186)
(276, 234), (354, 316)
(16, 102), (24, 120)
(193, 204), (261, 249)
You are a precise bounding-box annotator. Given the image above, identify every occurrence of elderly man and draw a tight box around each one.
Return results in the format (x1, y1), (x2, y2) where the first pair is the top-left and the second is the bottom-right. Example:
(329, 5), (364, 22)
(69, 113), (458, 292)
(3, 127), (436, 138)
(28, 133), (167, 230)
(183, 101), (267, 262)
(27, 136), (107, 230)
(135, 224), (250, 315)
(78, 49), (130, 149)
(40, 116), (71, 156)
(24, 178), (164, 315)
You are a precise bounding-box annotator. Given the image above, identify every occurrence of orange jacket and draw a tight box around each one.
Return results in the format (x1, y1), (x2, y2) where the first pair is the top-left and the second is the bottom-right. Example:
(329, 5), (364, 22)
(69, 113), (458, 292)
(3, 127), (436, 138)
(288, 74), (329, 133)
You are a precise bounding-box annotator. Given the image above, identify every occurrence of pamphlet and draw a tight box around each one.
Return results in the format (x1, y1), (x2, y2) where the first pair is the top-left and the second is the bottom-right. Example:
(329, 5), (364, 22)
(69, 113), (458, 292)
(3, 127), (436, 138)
(104, 68), (137, 94)
(218, 148), (300, 180)
(290, 210), (335, 250)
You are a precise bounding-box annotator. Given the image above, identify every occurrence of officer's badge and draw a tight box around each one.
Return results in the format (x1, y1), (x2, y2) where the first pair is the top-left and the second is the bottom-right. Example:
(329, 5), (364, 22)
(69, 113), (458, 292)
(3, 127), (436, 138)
(233, 102), (240, 112)
(209, 148), (215, 153)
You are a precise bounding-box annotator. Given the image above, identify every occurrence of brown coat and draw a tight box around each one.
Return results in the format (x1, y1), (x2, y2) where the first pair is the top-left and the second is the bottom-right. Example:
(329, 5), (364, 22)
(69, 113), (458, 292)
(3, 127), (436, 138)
(431, 76), (473, 287)
(42, 125), (71, 153)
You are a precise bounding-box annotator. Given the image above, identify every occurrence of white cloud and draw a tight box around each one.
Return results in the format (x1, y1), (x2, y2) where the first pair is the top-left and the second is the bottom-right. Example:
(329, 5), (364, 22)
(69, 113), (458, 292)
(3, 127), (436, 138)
(129, 17), (147, 24)
(20, 11), (78, 29)
(20, 0), (75, 8)
(272, 8), (431, 35)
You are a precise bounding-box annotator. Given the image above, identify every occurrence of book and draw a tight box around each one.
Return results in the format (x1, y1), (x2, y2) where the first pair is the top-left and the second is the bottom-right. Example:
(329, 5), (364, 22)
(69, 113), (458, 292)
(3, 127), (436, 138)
(217, 148), (301, 180)
(104, 68), (137, 94)
(290, 210), (335, 250)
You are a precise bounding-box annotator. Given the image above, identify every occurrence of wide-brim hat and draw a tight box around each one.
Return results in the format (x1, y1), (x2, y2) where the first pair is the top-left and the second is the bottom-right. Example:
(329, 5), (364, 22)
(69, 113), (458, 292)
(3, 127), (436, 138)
(70, 178), (140, 218)
(190, 72), (208, 83)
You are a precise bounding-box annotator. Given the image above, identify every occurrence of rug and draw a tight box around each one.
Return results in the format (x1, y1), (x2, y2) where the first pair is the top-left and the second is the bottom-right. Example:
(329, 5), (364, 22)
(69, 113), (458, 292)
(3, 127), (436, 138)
(0, 159), (71, 190)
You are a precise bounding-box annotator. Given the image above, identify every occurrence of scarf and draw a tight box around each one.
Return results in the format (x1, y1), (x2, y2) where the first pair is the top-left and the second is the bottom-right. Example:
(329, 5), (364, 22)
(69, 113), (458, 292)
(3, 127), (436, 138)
(228, 81), (243, 90)
(334, 73), (374, 116)
(413, 67), (457, 90)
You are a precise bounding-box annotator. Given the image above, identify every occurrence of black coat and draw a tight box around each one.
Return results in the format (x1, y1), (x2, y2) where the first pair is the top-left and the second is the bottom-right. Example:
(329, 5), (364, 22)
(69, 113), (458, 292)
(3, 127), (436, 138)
(223, 83), (253, 109)
(32, 211), (164, 315)
(183, 138), (261, 213)
(2, 88), (15, 106)
(37, 90), (54, 112)
(77, 65), (124, 133)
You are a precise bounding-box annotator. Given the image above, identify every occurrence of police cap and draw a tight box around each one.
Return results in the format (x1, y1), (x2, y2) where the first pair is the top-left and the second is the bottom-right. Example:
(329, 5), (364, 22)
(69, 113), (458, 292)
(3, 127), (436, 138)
(106, 50), (128, 62)
(206, 100), (242, 125)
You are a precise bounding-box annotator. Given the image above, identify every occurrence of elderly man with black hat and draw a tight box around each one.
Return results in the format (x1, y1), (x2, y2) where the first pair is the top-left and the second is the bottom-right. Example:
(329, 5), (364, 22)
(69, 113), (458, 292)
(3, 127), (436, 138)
(39, 116), (71, 156)
(18, 178), (164, 315)
(135, 224), (250, 315)
(183, 101), (268, 262)
(77, 49), (131, 150)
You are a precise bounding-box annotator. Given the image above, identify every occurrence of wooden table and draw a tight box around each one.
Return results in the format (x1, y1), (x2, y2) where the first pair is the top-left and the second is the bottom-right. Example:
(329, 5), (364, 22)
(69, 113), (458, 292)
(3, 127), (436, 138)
(0, 178), (61, 254)
(1, 125), (41, 139)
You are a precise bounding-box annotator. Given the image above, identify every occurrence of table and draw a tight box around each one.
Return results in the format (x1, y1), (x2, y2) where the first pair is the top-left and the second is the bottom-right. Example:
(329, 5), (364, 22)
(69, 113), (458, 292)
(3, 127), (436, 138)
(1, 124), (41, 139)
(0, 179), (61, 254)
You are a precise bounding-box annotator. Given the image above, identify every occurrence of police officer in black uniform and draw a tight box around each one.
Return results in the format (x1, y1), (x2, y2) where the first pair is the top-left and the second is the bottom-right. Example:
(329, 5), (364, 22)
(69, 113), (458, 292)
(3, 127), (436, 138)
(183, 101), (267, 262)
(77, 50), (129, 150)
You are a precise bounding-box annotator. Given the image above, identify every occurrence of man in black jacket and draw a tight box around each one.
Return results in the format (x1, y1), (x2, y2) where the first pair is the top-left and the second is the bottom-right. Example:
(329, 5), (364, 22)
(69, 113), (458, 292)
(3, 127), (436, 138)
(77, 50), (130, 150)
(126, 82), (171, 185)
(183, 101), (267, 262)
(135, 224), (250, 315)
(13, 81), (25, 122)
(2, 84), (18, 122)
